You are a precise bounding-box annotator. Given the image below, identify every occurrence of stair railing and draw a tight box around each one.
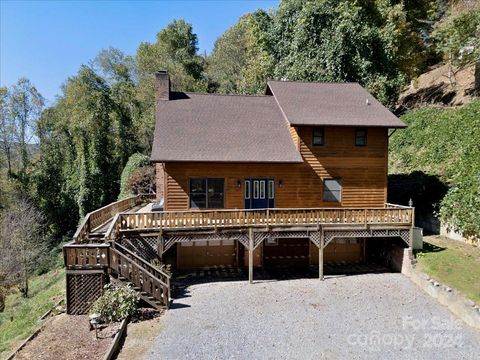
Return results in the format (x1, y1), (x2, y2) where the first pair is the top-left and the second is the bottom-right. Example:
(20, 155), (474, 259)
(109, 242), (170, 308)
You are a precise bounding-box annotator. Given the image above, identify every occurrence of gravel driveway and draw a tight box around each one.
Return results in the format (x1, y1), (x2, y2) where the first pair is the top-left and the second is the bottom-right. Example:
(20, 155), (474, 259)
(144, 273), (480, 360)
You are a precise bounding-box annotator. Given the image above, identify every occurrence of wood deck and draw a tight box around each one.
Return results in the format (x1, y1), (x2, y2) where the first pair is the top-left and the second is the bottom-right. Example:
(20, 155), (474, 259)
(108, 204), (413, 238)
(65, 196), (414, 314)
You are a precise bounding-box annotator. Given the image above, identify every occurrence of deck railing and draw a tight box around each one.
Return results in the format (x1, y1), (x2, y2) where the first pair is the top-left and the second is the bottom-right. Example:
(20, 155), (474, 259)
(110, 245), (170, 308)
(63, 240), (171, 308)
(73, 194), (156, 243)
(63, 242), (110, 269)
(111, 205), (413, 235)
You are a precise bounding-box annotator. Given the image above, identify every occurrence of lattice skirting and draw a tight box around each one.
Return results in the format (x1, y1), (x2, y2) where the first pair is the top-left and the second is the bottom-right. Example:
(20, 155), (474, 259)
(66, 270), (108, 315)
(160, 228), (411, 254)
(119, 235), (158, 262)
(324, 229), (410, 245)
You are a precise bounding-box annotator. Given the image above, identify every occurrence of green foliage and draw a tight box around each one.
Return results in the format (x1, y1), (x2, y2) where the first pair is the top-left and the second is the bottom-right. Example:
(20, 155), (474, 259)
(135, 20), (208, 152)
(30, 19), (208, 241)
(267, 0), (428, 105)
(390, 100), (480, 236)
(207, 0), (437, 105)
(136, 19), (207, 96)
(208, 10), (273, 94)
(417, 236), (480, 303)
(433, 8), (480, 68)
(118, 153), (151, 199)
(90, 284), (138, 322)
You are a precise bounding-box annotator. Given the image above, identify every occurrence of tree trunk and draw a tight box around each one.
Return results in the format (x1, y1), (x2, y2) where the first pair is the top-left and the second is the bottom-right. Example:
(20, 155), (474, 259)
(6, 146), (12, 178)
(475, 59), (480, 95)
(0, 287), (5, 312)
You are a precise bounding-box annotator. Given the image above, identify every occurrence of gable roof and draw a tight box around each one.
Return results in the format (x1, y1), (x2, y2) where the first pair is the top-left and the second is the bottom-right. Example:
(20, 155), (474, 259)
(151, 80), (406, 163)
(151, 92), (303, 163)
(267, 80), (406, 128)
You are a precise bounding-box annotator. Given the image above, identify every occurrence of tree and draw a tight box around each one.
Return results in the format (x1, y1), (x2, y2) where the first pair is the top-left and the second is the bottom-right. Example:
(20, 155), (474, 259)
(32, 106), (78, 240)
(432, 6), (480, 91)
(9, 78), (44, 183)
(0, 197), (46, 299)
(207, 10), (273, 94)
(135, 20), (207, 153)
(126, 166), (156, 196)
(59, 66), (117, 217)
(267, 0), (429, 106)
(136, 19), (207, 96)
(0, 86), (14, 178)
(94, 48), (142, 164)
(118, 153), (151, 199)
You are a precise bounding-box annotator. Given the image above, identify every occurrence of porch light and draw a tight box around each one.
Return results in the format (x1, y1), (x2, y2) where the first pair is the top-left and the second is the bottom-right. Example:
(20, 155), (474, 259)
(236, 180), (241, 188)
(279, 180), (283, 188)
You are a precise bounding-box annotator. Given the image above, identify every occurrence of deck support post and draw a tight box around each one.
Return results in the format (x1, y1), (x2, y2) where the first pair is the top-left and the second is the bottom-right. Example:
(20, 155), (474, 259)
(248, 227), (254, 284)
(319, 231), (324, 281)
(157, 233), (164, 264)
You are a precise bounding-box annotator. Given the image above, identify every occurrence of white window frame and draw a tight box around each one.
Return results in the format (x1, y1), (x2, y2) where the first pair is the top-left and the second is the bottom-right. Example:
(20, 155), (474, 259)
(253, 180), (259, 199)
(268, 180), (275, 200)
(244, 180), (251, 199)
(259, 180), (266, 199)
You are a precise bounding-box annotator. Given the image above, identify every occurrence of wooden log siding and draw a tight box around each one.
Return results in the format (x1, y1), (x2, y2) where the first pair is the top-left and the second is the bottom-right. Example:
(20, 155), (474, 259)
(114, 206), (413, 232)
(162, 127), (389, 211)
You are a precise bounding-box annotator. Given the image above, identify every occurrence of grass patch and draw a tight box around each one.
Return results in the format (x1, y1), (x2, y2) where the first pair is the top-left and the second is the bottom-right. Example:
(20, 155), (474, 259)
(0, 255), (65, 359)
(416, 235), (480, 303)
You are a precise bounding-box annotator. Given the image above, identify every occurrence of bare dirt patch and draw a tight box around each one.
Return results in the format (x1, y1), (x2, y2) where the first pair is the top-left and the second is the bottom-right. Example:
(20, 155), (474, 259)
(397, 62), (476, 111)
(14, 314), (120, 360)
(117, 308), (164, 360)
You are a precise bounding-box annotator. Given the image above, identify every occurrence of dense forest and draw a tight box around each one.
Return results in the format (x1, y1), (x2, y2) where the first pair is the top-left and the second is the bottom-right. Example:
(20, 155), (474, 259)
(0, 0), (479, 302)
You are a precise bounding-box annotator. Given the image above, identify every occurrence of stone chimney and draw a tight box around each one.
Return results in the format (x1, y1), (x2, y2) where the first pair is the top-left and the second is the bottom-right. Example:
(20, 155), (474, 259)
(155, 70), (170, 101)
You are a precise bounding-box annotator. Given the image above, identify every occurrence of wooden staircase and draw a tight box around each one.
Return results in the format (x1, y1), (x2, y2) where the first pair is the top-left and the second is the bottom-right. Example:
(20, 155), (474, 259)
(63, 240), (171, 313)
(109, 242), (171, 310)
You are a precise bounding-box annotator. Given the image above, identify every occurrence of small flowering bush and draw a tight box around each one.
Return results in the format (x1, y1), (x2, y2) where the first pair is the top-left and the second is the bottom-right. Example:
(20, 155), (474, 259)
(91, 284), (138, 322)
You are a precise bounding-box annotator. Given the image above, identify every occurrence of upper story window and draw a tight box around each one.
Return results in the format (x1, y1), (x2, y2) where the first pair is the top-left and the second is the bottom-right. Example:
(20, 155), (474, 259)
(189, 178), (224, 208)
(312, 127), (325, 146)
(323, 178), (342, 202)
(355, 128), (367, 146)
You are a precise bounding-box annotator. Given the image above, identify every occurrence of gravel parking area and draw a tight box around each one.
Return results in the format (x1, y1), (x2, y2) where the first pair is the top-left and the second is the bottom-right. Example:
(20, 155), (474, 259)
(145, 273), (480, 360)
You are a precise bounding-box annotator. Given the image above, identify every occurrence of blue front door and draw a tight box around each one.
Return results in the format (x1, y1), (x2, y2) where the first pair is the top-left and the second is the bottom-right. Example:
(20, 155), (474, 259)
(244, 178), (275, 209)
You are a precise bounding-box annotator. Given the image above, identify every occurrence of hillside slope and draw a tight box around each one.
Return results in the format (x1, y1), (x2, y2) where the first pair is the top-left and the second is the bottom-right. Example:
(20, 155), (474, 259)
(389, 100), (480, 237)
(397, 63), (477, 112)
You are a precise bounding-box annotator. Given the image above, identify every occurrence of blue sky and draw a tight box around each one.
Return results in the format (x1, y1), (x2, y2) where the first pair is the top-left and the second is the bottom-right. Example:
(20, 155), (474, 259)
(0, 0), (278, 104)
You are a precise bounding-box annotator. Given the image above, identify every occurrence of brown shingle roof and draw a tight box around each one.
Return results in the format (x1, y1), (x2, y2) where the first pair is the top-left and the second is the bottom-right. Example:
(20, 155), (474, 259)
(267, 80), (406, 128)
(151, 92), (303, 163)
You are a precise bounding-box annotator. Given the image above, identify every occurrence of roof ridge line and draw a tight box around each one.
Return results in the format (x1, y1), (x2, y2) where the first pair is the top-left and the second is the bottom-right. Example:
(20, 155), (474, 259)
(267, 79), (360, 85)
(181, 92), (272, 98)
(266, 83), (292, 127)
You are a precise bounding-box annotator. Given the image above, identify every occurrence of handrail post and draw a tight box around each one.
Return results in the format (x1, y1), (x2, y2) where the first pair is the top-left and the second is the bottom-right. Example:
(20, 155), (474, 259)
(248, 227), (254, 284)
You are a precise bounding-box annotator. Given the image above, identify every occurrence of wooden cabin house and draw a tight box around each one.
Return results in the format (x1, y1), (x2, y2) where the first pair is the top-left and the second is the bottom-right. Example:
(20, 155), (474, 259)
(151, 71), (408, 271)
(63, 71), (413, 314)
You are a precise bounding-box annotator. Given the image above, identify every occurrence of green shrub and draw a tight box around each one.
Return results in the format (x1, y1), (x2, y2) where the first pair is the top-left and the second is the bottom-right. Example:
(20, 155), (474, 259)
(118, 153), (151, 199)
(90, 284), (138, 322)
